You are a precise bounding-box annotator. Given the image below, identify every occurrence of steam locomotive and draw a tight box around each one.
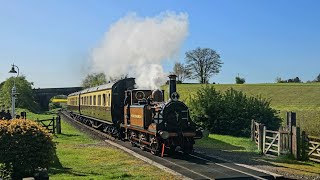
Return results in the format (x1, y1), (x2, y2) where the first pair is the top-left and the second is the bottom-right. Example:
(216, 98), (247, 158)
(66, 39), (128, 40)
(67, 75), (203, 155)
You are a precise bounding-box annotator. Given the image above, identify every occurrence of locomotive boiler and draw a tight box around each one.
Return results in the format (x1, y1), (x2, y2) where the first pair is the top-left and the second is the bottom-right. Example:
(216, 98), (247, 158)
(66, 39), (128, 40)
(67, 75), (203, 155)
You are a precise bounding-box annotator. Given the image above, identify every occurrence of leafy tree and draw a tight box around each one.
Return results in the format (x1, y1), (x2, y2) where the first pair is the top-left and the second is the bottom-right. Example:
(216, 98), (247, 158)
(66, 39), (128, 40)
(185, 47), (223, 84)
(189, 86), (281, 137)
(275, 77), (282, 83)
(235, 76), (245, 84)
(173, 62), (191, 83)
(314, 74), (320, 82)
(293, 77), (301, 83)
(0, 76), (39, 112)
(276, 76), (302, 83)
(82, 73), (107, 88)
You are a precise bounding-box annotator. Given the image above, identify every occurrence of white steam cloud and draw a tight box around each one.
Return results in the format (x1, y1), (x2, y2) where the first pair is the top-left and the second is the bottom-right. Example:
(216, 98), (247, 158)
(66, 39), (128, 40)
(91, 11), (189, 89)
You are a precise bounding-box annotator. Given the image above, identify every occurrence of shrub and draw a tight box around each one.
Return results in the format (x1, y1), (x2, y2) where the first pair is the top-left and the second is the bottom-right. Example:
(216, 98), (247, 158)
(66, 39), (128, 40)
(235, 76), (245, 84)
(189, 86), (281, 137)
(0, 163), (13, 180)
(0, 119), (56, 178)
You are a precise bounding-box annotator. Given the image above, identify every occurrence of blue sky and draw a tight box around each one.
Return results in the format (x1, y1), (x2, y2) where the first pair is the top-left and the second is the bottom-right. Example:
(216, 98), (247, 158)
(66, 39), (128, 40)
(0, 1), (319, 88)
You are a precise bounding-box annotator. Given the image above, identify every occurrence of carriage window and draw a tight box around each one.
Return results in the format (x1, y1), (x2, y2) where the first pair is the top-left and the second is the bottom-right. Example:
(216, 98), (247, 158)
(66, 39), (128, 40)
(93, 95), (96, 105)
(98, 95), (101, 106)
(103, 94), (106, 106)
(108, 93), (111, 106)
(90, 96), (92, 105)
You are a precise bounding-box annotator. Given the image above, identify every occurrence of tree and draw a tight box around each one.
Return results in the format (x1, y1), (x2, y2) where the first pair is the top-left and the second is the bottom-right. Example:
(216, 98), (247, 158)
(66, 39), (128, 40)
(314, 74), (320, 82)
(82, 73), (107, 88)
(293, 77), (301, 83)
(189, 86), (281, 137)
(275, 77), (282, 83)
(235, 76), (245, 84)
(173, 62), (191, 83)
(185, 47), (223, 84)
(276, 76), (302, 83)
(0, 76), (39, 112)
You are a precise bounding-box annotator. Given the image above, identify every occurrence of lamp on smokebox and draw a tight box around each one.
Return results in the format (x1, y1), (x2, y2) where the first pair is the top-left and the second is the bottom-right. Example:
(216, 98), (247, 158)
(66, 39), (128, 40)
(8, 64), (19, 119)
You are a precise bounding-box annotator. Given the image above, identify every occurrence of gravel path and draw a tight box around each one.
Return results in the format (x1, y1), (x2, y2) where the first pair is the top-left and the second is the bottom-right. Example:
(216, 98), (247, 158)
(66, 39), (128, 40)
(195, 147), (320, 180)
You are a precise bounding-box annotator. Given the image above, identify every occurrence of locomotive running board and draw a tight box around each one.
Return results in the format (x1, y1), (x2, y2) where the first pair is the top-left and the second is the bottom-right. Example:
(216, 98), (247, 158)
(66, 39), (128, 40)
(121, 124), (157, 135)
(78, 114), (114, 125)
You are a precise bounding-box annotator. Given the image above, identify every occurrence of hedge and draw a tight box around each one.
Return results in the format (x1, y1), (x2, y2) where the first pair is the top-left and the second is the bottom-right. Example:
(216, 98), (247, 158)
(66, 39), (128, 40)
(0, 119), (56, 179)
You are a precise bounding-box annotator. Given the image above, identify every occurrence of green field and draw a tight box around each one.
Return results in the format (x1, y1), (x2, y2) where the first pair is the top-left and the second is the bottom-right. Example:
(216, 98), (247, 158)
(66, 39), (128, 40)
(164, 83), (320, 136)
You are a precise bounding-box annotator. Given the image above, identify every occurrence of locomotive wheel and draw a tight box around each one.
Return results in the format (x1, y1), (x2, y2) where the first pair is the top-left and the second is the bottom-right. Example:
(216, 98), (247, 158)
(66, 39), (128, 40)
(183, 138), (194, 155)
(129, 131), (137, 147)
(139, 133), (146, 151)
(150, 136), (159, 155)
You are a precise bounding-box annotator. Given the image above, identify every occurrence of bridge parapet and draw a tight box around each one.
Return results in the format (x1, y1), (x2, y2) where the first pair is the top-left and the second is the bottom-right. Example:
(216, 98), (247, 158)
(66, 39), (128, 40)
(33, 87), (82, 110)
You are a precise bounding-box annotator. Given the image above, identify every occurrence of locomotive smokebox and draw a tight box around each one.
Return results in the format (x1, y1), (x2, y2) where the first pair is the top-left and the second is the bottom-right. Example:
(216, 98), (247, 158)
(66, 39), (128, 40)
(168, 74), (177, 100)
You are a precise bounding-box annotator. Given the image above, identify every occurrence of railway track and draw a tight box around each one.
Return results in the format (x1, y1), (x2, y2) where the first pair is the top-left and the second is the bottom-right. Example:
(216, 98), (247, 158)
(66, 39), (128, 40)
(60, 111), (282, 180)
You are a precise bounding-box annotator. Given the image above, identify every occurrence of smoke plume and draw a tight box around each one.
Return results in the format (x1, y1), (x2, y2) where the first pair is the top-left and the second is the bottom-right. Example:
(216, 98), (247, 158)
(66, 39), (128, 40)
(91, 11), (189, 89)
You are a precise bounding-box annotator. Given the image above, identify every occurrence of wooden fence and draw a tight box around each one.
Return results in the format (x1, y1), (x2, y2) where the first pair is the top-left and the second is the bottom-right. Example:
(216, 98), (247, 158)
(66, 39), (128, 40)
(36, 115), (61, 134)
(251, 112), (320, 163)
(307, 136), (320, 163)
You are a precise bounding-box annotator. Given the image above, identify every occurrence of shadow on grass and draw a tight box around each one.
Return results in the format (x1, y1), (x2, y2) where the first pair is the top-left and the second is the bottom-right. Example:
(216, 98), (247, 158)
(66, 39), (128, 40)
(196, 136), (247, 151)
(49, 152), (103, 177)
(58, 133), (80, 137)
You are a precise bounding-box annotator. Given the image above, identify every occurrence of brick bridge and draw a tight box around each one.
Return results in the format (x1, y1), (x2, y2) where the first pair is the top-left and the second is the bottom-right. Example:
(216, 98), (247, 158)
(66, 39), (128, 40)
(33, 87), (82, 110)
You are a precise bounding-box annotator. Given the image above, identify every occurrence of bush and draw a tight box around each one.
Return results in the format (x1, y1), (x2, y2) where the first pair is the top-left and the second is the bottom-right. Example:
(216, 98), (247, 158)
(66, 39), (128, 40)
(235, 76), (245, 84)
(0, 163), (13, 180)
(189, 86), (281, 137)
(0, 119), (56, 179)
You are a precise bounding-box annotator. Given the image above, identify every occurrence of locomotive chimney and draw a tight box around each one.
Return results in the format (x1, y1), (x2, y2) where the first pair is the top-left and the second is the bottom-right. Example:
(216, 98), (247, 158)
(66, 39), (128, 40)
(168, 74), (177, 100)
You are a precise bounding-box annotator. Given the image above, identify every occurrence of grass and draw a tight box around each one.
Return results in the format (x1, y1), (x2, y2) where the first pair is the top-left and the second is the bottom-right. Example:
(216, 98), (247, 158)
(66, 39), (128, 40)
(16, 108), (57, 120)
(163, 83), (320, 136)
(195, 134), (258, 153)
(50, 119), (178, 179)
(15, 108), (178, 179)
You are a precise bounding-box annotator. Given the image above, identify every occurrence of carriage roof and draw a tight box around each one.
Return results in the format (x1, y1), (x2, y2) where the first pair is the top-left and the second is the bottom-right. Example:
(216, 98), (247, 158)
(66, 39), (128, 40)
(68, 82), (115, 97)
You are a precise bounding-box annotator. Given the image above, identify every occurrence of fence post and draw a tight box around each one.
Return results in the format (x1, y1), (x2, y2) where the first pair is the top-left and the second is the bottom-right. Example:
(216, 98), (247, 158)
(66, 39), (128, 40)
(251, 119), (254, 141)
(278, 127), (282, 156)
(56, 115), (61, 134)
(52, 117), (55, 134)
(301, 131), (308, 160)
(287, 112), (296, 154)
(292, 126), (300, 159)
(261, 125), (266, 154)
